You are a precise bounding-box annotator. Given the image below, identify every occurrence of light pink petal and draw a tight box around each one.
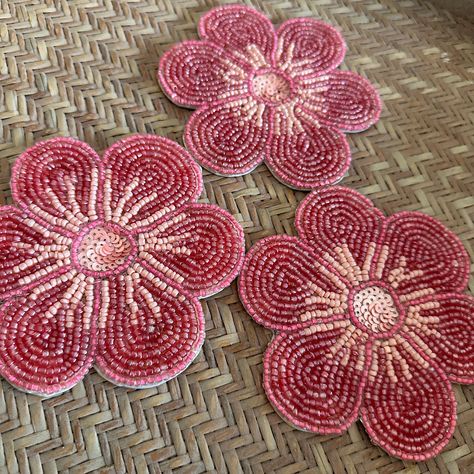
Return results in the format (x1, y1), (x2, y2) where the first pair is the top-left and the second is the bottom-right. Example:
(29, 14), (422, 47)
(184, 100), (269, 176)
(265, 119), (351, 189)
(198, 5), (275, 61)
(0, 275), (97, 396)
(100, 135), (202, 233)
(379, 212), (470, 298)
(158, 40), (248, 108)
(361, 336), (456, 460)
(0, 206), (73, 300)
(295, 187), (385, 275)
(137, 203), (244, 298)
(264, 324), (368, 433)
(299, 70), (381, 132)
(95, 264), (204, 388)
(239, 235), (350, 331)
(404, 293), (474, 384)
(12, 137), (100, 235)
(276, 18), (346, 76)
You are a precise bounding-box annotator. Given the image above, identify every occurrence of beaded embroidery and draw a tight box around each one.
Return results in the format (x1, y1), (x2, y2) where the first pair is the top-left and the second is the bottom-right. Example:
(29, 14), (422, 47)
(0, 135), (245, 396)
(239, 186), (473, 460)
(158, 5), (381, 189)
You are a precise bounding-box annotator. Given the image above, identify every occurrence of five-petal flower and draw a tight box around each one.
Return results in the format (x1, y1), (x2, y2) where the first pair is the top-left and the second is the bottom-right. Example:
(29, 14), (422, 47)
(0, 135), (245, 396)
(239, 186), (473, 460)
(159, 5), (381, 189)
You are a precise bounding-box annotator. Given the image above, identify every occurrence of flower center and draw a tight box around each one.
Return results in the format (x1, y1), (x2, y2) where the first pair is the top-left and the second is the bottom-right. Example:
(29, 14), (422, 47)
(73, 221), (136, 276)
(250, 70), (292, 104)
(349, 283), (404, 338)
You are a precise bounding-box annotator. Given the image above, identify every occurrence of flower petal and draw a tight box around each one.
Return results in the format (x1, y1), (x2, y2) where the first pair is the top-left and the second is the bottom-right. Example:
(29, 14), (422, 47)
(95, 263), (204, 387)
(158, 41), (248, 108)
(12, 137), (101, 235)
(299, 70), (381, 132)
(198, 5), (275, 61)
(100, 135), (202, 233)
(184, 100), (270, 176)
(361, 336), (456, 460)
(265, 119), (351, 189)
(276, 18), (346, 76)
(296, 187), (384, 285)
(0, 206), (73, 299)
(264, 323), (368, 433)
(137, 203), (244, 298)
(379, 212), (470, 297)
(404, 294), (474, 384)
(239, 235), (350, 331)
(0, 274), (97, 396)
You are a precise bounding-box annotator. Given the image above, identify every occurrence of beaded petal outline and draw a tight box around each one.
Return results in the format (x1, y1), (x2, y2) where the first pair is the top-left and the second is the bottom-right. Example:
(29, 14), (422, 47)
(158, 5), (382, 190)
(0, 135), (245, 397)
(239, 186), (473, 461)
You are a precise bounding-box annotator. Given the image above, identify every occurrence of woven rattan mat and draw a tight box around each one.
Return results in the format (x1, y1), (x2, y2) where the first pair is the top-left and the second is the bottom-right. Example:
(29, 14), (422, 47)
(0, 0), (473, 472)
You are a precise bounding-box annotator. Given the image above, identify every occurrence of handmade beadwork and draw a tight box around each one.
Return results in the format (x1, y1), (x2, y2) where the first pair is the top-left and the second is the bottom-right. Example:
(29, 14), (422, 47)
(0, 135), (245, 396)
(239, 186), (473, 460)
(158, 5), (381, 189)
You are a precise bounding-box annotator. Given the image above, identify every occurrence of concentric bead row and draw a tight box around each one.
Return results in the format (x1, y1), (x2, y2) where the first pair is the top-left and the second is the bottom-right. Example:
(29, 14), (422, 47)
(295, 186), (384, 269)
(264, 327), (366, 433)
(266, 122), (351, 189)
(361, 341), (456, 459)
(138, 204), (244, 298)
(403, 295), (474, 382)
(185, 104), (270, 175)
(297, 71), (382, 132)
(101, 135), (202, 230)
(198, 5), (275, 58)
(159, 41), (247, 108)
(379, 212), (469, 297)
(95, 266), (204, 387)
(0, 277), (95, 395)
(239, 235), (347, 331)
(12, 137), (99, 234)
(275, 18), (346, 75)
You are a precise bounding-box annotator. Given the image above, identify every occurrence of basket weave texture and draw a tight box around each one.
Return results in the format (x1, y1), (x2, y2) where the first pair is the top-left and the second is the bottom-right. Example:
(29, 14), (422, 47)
(0, 0), (473, 472)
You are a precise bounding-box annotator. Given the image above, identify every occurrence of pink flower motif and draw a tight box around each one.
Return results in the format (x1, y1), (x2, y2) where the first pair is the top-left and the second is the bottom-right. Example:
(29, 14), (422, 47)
(0, 135), (245, 396)
(158, 5), (381, 189)
(239, 186), (473, 460)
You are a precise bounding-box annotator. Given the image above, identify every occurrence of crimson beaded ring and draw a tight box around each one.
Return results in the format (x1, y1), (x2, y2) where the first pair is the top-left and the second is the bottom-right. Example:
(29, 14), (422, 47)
(0, 135), (245, 396)
(239, 186), (473, 461)
(158, 5), (382, 190)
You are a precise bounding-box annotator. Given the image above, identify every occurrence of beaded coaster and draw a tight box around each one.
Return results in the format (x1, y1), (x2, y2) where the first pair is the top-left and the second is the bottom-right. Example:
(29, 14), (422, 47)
(158, 5), (381, 190)
(239, 186), (473, 460)
(0, 135), (245, 397)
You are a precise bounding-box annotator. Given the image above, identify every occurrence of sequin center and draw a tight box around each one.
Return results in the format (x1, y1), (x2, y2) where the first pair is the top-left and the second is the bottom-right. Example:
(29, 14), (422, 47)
(250, 70), (293, 104)
(350, 284), (403, 336)
(74, 222), (135, 275)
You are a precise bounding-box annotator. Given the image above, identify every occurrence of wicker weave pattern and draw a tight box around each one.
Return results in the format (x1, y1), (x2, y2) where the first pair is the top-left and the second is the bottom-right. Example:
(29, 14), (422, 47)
(0, 0), (473, 472)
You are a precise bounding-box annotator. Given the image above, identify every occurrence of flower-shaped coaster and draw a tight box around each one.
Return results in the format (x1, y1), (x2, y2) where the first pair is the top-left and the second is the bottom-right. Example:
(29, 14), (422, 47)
(0, 135), (245, 397)
(239, 186), (473, 460)
(158, 5), (381, 189)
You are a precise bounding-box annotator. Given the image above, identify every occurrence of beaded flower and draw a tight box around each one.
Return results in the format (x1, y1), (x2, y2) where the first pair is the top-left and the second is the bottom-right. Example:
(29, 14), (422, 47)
(0, 135), (245, 396)
(158, 5), (381, 189)
(239, 186), (473, 460)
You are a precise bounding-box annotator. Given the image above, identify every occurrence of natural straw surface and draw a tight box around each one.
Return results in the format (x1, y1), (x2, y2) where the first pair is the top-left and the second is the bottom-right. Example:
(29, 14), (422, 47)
(0, 0), (473, 473)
